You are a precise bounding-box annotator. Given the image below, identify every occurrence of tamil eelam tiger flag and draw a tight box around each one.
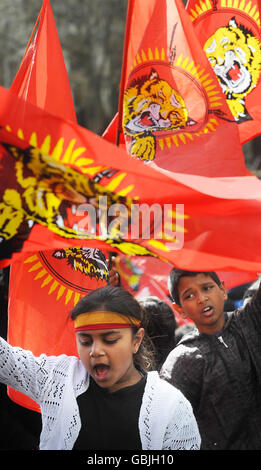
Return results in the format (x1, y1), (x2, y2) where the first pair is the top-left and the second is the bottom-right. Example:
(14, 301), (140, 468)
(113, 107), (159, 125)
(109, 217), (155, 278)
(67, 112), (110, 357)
(7, 0), (98, 411)
(1, 85), (261, 413)
(10, 0), (76, 123)
(1, 85), (261, 272)
(2, 1), (261, 413)
(186, 0), (261, 145)
(102, 0), (258, 322)
(102, 0), (256, 335)
(104, 0), (247, 177)
(5, 0), (190, 407)
(0, 83), (192, 268)
(4, 56), (182, 410)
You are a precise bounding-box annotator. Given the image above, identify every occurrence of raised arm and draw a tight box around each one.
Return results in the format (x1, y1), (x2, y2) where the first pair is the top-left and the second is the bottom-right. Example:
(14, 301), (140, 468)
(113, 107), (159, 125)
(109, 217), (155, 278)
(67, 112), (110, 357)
(242, 277), (261, 329)
(0, 336), (55, 404)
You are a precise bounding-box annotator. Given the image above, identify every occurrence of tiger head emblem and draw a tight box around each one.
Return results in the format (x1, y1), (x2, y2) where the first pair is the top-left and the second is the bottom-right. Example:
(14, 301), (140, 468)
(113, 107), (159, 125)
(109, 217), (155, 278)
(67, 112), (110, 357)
(123, 69), (196, 161)
(52, 247), (109, 281)
(204, 17), (261, 122)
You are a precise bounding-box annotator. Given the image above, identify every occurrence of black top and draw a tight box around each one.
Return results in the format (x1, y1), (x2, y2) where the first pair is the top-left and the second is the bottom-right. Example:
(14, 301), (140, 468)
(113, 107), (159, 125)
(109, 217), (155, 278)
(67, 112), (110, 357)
(73, 374), (147, 450)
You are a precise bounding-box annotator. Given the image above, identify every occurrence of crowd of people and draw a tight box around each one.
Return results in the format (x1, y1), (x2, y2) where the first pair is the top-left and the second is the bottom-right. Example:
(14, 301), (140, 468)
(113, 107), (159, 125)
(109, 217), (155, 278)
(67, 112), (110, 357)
(0, 263), (260, 451)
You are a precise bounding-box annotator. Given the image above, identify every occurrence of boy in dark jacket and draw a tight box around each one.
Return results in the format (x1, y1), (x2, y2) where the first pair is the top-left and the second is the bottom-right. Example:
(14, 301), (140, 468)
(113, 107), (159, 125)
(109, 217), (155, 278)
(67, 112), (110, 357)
(160, 268), (261, 450)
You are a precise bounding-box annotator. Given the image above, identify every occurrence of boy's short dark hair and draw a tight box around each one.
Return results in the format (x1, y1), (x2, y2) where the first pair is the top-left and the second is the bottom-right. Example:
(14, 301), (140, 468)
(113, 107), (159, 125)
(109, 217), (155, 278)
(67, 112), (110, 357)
(168, 268), (221, 305)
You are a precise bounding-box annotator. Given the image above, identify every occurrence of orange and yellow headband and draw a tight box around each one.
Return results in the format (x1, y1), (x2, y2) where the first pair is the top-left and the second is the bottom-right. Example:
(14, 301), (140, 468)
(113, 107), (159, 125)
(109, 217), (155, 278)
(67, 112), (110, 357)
(74, 311), (141, 332)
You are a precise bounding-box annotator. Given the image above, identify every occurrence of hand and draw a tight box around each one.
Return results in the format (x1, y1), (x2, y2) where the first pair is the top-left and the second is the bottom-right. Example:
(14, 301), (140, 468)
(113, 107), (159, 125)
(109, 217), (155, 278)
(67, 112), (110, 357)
(108, 267), (121, 287)
(108, 255), (121, 287)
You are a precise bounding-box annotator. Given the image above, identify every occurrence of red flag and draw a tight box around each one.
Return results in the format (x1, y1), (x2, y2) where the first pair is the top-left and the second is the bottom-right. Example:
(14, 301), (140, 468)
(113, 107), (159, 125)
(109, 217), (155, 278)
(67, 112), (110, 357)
(0, 84), (189, 265)
(7, 0), (81, 410)
(10, 0), (76, 123)
(1, 74), (261, 413)
(1, 83), (261, 410)
(101, 0), (258, 323)
(6, 0), (179, 408)
(1, 84), (261, 274)
(4, 0), (162, 409)
(7, 247), (109, 412)
(103, 112), (122, 144)
(5, 0), (259, 413)
(119, 254), (258, 294)
(111, 0), (247, 177)
(186, 0), (261, 144)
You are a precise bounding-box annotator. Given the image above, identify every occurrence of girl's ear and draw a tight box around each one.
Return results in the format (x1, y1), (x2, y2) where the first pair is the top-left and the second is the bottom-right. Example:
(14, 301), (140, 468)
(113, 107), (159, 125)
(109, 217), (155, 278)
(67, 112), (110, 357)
(133, 327), (145, 354)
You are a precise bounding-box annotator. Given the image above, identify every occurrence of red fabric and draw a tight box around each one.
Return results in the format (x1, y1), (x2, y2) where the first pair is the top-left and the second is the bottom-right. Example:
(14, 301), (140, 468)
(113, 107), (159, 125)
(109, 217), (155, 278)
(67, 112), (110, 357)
(109, 0), (247, 177)
(10, 0), (76, 123)
(1, 85), (261, 272)
(8, 249), (107, 412)
(1, 85), (261, 269)
(1, 84), (261, 410)
(7, 0), (96, 411)
(186, 0), (261, 144)
(2, 0), (261, 414)
(114, 254), (189, 325)
(75, 324), (138, 331)
(119, 255), (258, 294)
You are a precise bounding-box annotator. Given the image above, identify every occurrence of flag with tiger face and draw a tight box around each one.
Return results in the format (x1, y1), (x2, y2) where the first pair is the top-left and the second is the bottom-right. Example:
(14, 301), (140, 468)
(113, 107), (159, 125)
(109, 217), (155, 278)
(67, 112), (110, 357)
(186, 0), (261, 144)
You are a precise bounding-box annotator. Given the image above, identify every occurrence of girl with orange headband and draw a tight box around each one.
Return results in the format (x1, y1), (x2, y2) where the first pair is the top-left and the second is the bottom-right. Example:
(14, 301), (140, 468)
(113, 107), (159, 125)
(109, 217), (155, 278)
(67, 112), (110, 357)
(0, 285), (200, 450)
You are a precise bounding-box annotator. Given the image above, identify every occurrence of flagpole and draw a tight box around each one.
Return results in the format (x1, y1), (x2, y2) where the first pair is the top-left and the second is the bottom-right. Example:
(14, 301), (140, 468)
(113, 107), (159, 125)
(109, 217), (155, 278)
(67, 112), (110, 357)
(116, 0), (134, 146)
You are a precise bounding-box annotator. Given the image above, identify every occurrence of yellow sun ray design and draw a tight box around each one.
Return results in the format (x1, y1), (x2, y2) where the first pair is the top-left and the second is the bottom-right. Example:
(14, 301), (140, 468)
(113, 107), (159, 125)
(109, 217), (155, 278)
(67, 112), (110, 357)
(23, 254), (85, 307)
(131, 48), (223, 150)
(4, 124), (135, 198)
(188, 0), (260, 26)
(3, 123), (189, 253)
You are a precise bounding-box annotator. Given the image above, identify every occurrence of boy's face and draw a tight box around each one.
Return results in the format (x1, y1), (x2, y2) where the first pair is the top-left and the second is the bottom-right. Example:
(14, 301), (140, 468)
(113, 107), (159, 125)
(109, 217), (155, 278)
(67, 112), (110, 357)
(174, 273), (227, 334)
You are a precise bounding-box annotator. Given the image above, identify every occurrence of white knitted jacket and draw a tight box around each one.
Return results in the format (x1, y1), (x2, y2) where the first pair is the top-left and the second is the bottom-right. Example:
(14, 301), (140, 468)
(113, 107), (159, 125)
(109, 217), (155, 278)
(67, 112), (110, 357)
(0, 337), (201, 450)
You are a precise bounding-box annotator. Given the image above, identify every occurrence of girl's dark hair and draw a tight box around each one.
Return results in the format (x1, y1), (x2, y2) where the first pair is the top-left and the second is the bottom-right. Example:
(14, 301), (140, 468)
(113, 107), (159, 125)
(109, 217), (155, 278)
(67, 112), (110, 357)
(168, 268), (221, 305)
(70, 285), (156, 371)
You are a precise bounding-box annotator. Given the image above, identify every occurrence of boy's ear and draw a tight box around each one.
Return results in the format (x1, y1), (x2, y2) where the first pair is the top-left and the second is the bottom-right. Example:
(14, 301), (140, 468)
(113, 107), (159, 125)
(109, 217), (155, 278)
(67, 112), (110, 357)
(173, 303), (187, 319)
(220, 281), (228, 300)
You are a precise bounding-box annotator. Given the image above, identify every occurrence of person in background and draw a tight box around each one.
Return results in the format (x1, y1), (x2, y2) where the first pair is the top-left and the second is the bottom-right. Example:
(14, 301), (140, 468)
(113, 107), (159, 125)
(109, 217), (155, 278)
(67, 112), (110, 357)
(242, 277), (261, 306)
(139, 296), (177, 371)
(160, 267), (261, 450)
